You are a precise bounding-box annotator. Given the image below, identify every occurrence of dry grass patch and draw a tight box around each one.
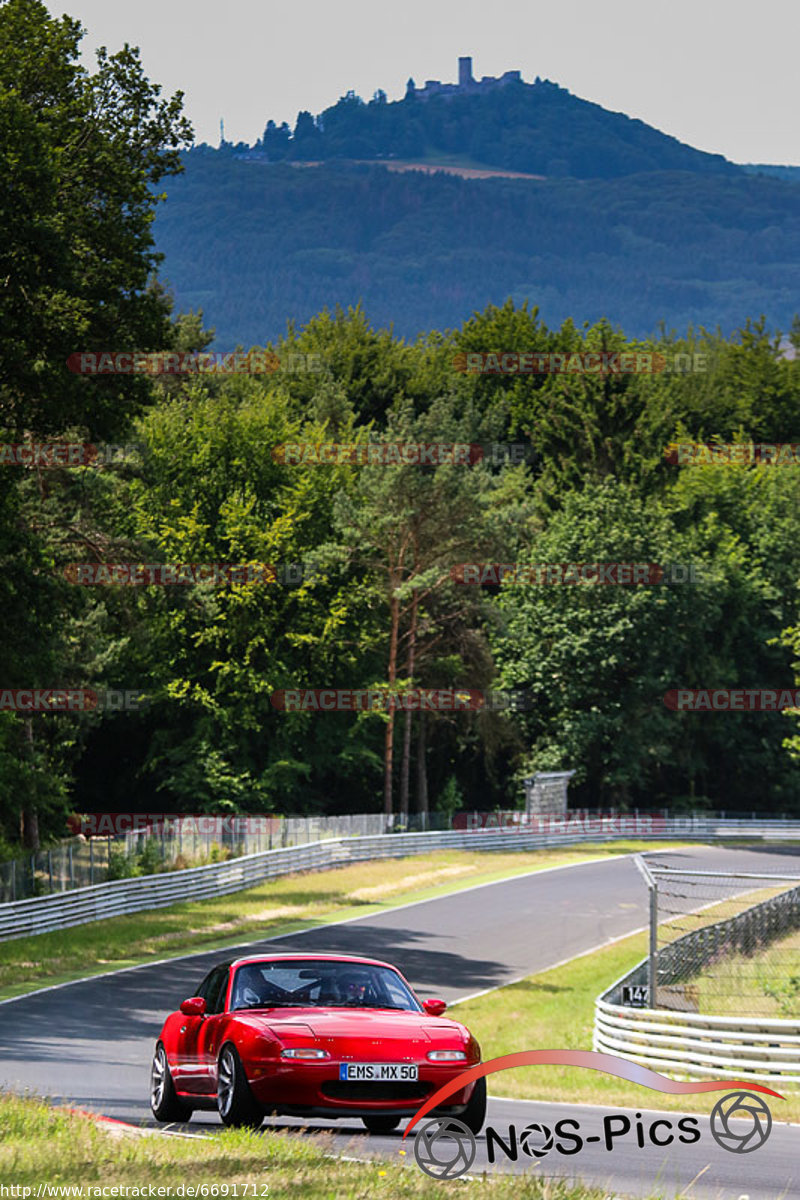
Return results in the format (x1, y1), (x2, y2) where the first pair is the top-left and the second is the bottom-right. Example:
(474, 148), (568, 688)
(349, 864), (475, 900)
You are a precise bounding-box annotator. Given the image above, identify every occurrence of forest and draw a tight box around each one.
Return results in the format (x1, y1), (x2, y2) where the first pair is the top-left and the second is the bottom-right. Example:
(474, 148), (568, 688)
(154, 151), (800, 347)
(3, 1), (800, 856)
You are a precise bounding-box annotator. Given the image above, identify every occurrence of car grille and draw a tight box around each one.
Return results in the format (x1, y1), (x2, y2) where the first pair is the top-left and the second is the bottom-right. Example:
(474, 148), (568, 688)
(321, 1081), (433, 1102)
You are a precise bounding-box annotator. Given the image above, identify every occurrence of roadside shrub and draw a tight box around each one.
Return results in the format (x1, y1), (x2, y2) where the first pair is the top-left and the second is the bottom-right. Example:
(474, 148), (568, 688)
(106, 844), (138, 880)
(136, 837), (165, 876)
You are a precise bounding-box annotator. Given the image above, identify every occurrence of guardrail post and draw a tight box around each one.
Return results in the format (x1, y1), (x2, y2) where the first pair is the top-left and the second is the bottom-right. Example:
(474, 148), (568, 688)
(10, 858), (15, 903)
(68, 842), (74, 888)
(649, 880), (658, 1008)
(89, 838), (94, 886)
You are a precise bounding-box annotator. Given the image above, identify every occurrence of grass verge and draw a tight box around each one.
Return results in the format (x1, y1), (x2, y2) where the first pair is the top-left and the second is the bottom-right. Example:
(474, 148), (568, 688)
(454, 930), (800, 1121)
(689, 925), (800, 1018)
(0, 841), (694, 1003)
(0, 1092), (668, 1198)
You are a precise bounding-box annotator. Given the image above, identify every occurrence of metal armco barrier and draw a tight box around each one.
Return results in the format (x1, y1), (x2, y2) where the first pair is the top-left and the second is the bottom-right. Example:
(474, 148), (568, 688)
(2, 817), (800, 943)
(594, 861), (800, 1083)
(594, 998), (800, 1083)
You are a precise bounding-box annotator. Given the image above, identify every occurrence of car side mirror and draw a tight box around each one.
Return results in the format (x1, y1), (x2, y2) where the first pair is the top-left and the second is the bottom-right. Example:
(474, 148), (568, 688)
(423, 998), (447, 1016)
(180, 996), (206, 1017)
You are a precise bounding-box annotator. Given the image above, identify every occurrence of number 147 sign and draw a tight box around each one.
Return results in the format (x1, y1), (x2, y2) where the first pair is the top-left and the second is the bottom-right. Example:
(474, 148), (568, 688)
(622, 984), (649, 1007)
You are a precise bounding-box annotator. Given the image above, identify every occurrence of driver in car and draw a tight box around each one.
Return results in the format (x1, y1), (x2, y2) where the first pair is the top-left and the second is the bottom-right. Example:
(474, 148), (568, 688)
(337, 969), (376, 1005)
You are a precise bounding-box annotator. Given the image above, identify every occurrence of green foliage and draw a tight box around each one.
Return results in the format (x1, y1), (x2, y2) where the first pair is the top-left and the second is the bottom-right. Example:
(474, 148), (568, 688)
(0, 0), (192, 439)
(492, 470), (800, 808)
(0, 0), (192, 847)
(435, 775), (464, 819)
(762, 975), (800, 1017)
(136, 837), (164, 876)
(4, 299), (800, 831)
(106, 843), (137, 880)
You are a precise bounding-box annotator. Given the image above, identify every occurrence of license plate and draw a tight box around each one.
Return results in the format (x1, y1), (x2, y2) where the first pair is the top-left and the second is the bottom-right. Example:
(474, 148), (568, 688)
(339, 1062), (418, 1081)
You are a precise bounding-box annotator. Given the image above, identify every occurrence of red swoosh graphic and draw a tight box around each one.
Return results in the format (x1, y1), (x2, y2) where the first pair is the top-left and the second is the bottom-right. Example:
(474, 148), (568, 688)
(402, 1050), (784, 1138)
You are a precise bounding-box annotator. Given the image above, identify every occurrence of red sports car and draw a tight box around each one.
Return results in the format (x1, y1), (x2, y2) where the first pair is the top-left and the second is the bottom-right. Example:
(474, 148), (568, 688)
(150, 953), (485, 1134)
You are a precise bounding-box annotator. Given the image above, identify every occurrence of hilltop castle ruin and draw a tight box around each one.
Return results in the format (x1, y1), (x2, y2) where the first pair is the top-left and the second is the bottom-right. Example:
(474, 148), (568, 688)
(408, 57), (523, 102)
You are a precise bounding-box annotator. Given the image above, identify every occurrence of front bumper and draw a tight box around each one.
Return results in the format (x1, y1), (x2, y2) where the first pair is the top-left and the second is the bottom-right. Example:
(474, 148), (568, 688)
(247, 1060), (477, 1114)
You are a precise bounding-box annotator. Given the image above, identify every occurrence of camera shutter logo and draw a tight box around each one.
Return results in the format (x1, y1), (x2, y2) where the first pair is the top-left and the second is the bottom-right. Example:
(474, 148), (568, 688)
(519, 1122), (554, 1158)
(413, 1117), (477, 1179)
(710, 1091), (772, 1153)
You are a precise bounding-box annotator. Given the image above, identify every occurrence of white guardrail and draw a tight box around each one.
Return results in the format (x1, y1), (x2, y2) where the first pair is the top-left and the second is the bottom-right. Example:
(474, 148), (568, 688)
(1, 816), (800, 943)
(594, 994), (800, 1084)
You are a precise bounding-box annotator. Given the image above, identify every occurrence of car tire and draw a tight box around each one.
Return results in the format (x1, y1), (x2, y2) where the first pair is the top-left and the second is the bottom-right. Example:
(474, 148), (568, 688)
(362, 1115), (402, 1134)
(217, 1044), (263, 1129)
(459, 1075), (486, 1135)
(150, 1043), (193, 1123)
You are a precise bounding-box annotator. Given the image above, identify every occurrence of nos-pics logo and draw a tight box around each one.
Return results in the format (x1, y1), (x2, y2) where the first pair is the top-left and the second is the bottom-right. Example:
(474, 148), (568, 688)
(403, 1051), (779, 1182)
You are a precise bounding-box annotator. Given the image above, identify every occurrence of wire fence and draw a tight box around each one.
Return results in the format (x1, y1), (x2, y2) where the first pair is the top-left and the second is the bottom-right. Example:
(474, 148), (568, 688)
(0, 812), (456, 902)
(4, 812), (800, 910)
(638, 859), (800, 1017)
(0, 838), (112, 903)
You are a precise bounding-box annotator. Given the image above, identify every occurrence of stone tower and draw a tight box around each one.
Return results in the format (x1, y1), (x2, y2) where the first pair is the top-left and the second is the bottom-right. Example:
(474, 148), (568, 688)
(458, 56), (473, 88)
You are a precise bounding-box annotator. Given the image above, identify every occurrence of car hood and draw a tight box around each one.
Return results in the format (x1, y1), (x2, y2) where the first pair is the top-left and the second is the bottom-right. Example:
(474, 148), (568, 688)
(253, 1007), (467, 1045)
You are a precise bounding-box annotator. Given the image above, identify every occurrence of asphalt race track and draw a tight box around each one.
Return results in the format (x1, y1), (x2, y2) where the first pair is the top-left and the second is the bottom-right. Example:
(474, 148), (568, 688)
(1, 845), (798, 1198)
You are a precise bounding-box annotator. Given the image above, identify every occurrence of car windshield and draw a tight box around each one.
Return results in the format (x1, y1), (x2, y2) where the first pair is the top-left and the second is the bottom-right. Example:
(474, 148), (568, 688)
(229, 959), (422, 1012)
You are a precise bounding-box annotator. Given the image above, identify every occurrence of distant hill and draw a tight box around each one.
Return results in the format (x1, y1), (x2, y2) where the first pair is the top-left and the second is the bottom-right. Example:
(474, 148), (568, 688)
(151, 65), (798, 346)
(743, 163), (800, 181)
(154, 151), (800, 348)
(254, 72), (741, 181)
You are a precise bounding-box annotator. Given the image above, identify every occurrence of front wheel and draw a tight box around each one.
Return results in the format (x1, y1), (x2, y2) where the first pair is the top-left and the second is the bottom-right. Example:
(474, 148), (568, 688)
(460, 1075), (486, 1135)
(217, 1044), (263, 1128)
(150, 1044), (193, 1123)
(362, 1115), (401, 1134)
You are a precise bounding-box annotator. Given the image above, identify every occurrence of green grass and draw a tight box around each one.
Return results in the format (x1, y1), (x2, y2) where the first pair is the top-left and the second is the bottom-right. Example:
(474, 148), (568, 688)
(0, 841), (694, 1002)
(688, 925), (800, 1017)
(0, 1092), (673, 1198)
(454, 930), (800, 1121)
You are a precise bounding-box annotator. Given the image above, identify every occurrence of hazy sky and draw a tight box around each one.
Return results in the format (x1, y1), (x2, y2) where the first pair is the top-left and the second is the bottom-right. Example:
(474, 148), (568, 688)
(47, 0), (800, 164)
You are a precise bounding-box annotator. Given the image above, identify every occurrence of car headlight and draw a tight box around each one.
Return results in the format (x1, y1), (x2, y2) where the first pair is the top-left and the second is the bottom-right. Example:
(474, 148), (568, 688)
(426, 1050), (467, 1061)
(280, 1048), (330, 1059)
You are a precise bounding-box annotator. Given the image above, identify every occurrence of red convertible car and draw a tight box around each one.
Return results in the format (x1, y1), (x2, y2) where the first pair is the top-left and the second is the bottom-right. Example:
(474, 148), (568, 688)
(150, 952), (485, 1134)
